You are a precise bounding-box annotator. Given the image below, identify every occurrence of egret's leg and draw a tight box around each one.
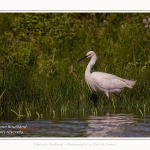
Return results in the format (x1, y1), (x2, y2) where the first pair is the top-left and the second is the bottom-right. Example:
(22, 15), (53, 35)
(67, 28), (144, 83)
(112, 93), (121, 101)
(90, 93), (98, 108)
(105, 92), (109, 100)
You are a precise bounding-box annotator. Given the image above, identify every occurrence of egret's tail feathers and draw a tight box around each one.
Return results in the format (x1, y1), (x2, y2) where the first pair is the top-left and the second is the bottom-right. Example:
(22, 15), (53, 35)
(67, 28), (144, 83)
(125, 80), (136, 88)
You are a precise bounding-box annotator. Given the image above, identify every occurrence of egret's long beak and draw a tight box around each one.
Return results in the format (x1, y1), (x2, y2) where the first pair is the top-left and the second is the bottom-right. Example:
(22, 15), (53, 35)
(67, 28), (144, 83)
(78, 55), (88, 62)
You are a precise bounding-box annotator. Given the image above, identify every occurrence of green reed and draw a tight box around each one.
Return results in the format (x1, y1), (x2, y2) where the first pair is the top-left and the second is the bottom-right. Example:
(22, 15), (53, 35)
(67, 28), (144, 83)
(0, 13), (150, 118)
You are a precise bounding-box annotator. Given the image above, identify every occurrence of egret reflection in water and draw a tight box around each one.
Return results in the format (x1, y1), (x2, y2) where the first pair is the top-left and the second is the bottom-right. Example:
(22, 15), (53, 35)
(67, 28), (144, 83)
(86, 113), (150, 137)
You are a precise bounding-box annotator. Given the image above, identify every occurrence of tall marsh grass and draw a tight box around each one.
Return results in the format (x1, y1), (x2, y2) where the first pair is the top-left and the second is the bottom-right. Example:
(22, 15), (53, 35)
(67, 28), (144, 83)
(0, 13), (150, 117)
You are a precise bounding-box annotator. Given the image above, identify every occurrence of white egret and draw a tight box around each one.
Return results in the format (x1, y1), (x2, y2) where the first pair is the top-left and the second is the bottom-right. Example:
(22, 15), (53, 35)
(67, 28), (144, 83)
(78, 51), (136, 99)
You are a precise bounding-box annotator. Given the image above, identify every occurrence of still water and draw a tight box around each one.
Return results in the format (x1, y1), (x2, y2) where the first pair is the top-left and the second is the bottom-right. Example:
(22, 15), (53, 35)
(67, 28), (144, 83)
(0, 110), (150, 137)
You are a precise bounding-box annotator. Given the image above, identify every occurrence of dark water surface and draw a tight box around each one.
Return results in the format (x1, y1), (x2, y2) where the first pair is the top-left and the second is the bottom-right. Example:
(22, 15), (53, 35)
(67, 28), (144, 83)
(0, 110), (150, 137)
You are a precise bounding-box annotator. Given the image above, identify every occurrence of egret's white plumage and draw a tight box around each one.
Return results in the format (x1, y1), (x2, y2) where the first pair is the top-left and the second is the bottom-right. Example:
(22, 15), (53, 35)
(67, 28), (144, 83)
(78, 51), (136, 98)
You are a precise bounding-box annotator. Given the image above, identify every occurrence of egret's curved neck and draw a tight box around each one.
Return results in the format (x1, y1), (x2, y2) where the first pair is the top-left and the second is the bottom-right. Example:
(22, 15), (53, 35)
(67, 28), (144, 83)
(85, 55), (97, 75)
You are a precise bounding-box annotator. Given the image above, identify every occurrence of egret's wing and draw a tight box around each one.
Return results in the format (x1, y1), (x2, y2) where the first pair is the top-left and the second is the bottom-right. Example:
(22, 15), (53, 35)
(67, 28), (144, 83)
(92, 72), (122, 80)
(91, 72), (127, 90)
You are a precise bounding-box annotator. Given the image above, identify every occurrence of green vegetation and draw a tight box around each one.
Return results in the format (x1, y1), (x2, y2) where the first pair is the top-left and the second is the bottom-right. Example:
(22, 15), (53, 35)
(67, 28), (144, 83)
(0, 13), (150, 118)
